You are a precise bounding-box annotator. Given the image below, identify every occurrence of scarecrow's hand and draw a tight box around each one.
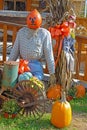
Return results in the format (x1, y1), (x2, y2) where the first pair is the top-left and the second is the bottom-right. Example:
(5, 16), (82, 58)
(50, 74), (56, 85)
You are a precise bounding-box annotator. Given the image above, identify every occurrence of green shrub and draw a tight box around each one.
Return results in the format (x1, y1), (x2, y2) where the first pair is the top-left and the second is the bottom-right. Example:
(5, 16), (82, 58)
(2, 99), (21, 114)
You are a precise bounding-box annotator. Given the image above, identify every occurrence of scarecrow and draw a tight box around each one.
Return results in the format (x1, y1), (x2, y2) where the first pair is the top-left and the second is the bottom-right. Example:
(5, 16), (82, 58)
(8, 9), (56, 85)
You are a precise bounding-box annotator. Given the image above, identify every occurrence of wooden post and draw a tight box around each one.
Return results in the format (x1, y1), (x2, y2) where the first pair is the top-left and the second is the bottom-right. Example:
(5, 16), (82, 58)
(0, 0), (3, 10)
(26, 0), (32, 11)
(12, 27), (17, 44)
(3, 24), (7, 62)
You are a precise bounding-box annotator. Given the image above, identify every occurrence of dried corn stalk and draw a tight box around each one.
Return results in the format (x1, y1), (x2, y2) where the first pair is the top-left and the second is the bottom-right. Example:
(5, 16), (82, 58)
(55, 50), (72, 94)
(43, 0), (75, 27)
(42, 0), (76, 93)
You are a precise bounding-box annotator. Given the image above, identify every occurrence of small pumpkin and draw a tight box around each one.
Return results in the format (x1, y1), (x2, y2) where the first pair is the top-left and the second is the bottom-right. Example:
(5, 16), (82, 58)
(4, 112), (9, 118)
(46, 84), (61, 100)
(51, 91), (72, 128)
(75, 85), (86, 98)
(11, 113), (17, 119)
(66, 95), (73, 102)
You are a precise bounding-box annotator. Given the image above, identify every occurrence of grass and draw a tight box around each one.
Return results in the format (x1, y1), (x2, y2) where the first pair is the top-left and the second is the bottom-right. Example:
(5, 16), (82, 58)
(70, 93), (87, 113)
(0, 93), (87, 130)
(0, 114), (71, 130)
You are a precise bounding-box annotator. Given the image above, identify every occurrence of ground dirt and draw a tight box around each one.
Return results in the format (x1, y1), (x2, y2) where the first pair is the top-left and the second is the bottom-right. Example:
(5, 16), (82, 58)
(69, 113), (87, 130)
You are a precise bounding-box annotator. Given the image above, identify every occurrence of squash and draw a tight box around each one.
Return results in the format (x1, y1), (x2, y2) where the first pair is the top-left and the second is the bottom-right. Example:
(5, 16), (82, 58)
(18, 72), (33, 82)
(75, 85), (86, 98)
(51, 91), (72, 128)
(29, 77), (44, 89)
(46, 84), (61, 99)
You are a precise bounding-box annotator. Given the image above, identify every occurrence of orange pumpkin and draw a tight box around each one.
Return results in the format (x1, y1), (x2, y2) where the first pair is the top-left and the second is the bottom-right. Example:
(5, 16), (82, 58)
(75, 85), (86, 98)
(46, 84), (61, 99)
(51, 91), (72, 128)
(27, 9), (42, 29)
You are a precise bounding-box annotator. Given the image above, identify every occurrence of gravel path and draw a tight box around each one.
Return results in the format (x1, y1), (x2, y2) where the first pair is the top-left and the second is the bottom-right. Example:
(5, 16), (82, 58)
(69, 113), (87, 130)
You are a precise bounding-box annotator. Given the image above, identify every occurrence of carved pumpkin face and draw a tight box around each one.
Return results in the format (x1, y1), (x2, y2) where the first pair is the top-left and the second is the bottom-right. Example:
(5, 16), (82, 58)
(27, 9), (42, 29)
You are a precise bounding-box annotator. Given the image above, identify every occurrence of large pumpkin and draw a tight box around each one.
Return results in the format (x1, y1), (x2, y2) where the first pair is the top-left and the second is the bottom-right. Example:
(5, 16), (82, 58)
(75, 85), (86, 98)
(51, 91), (72, 128)
(46, 84), (61, 100)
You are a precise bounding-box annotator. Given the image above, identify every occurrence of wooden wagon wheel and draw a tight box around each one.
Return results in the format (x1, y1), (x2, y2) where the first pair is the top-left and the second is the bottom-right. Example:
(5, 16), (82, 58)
(13, 79), (46, 119)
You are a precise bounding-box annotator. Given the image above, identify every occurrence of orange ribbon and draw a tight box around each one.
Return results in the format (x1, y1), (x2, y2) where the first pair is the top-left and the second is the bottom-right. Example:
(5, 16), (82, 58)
(18, 59), (30, 75)
(49, 22), (70, 40)
(49, 22), (70, 67)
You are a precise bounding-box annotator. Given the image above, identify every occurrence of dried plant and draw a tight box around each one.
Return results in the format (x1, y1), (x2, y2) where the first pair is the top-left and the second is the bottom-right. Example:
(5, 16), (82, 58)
(42, 0), (76, 27)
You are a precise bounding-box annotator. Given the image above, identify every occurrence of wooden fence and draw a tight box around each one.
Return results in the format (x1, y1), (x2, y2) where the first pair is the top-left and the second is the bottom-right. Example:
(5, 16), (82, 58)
(0, 21), (87, 81)
(73, 35), (87, 81)
(0, 21), (24, 64)
(76, 17), (87, 29)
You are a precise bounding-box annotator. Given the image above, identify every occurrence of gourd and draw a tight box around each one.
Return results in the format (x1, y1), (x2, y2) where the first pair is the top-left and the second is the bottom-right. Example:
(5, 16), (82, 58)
(46, 84), (61, 99)
(30, 77), (44, 89)
(75, 85), (86, 98)
(18, 72), (33, 82)
(51, 91), (72, 128)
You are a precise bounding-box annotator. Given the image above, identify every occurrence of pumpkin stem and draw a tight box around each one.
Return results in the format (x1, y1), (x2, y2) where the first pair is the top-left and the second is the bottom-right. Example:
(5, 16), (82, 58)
(61, 91), (66, 102)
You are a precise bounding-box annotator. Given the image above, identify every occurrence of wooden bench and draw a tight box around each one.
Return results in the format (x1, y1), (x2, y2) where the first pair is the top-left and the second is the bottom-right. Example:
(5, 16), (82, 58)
(0, 21), (25, 64)
(0, 20), (87, 82)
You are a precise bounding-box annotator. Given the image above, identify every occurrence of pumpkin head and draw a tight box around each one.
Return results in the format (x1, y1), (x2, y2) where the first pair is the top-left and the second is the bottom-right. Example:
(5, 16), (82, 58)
(27, 9), (42, 29)
(75, 85), (86, 98)
(46, 84), (61, 99)
(51, 91), (72, 128)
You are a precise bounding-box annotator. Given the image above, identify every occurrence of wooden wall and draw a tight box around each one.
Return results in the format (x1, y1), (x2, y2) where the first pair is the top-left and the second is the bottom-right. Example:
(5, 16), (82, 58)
(24, 0), (40, 11)
(0, 0), (40, 11)
(29, 0), (39, 11)
(0, 0), (85, 15)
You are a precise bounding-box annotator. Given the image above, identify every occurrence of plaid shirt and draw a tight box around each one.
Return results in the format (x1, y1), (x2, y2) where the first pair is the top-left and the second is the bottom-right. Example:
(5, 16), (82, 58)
(9, 27), (55, 74)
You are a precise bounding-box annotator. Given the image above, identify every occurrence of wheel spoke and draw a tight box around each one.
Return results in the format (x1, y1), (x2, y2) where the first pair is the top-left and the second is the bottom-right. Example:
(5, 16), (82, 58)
(13, 80), (45, 119)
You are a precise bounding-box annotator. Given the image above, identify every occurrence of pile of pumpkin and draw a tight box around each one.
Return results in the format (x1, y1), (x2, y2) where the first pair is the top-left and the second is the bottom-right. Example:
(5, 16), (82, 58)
(46, 84), (86, 129)
(46, 84), (86, 100)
